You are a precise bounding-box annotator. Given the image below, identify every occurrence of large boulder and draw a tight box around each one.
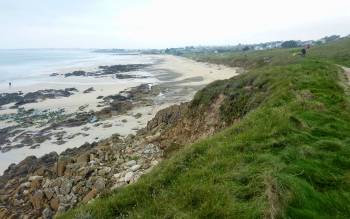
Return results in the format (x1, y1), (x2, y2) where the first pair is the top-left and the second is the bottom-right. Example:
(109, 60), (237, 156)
(82, 188), (97, 203)
(125, 160), (137, 167)
(0, 152), (58, 188)
(29, 176), (43, 190)
(96, 100), (133, 119)
(44, 188), (54, 200)
(29, 190), (44, 210)
(130, 164), (141, 172)
(0, 207), (17, 219)
(83, 87), (95, 94)
(94, 177), (106, 191)
(76, 153), (90, 163)
(64, 70), (86, 77)
(42, 207), (53, 219)
(50, 197), (60, 211)
(124, 172), (134, 183)
(146, 104), (188, 132)
(59, 179), (72, 195)
(110, 100), (133, 114)
(56, 156), (72, 177)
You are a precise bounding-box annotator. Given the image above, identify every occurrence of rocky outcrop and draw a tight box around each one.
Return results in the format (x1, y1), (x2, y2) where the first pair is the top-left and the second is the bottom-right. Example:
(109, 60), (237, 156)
(0, 88), (78, 107)
(83, 87), (95, 94)
(0, 136), (162, 218)
(0, 152), (58, 187)
(146, 103), (189, 132)
(0, 92), (23, 106)
(98, 64), (150, 75)
(143, 94), (227, 149)
(0, 110), (97, 152)
(64, 71), (86, 77)
(62, 64), (150, 78)
(0, 83), (162, 153)
(95, 83), (159, 119)
(96, 101), (133, 119)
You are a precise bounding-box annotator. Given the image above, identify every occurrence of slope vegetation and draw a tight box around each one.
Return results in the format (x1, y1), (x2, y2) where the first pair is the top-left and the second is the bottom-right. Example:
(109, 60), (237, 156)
(59, 38), (350, 219)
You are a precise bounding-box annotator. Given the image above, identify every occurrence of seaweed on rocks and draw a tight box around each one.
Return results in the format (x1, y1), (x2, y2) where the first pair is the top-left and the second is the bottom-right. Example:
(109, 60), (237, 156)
(64, 70), (86, 77)
(98, 64), (150, 74)
(63, 64), (150, 78)
(0, 88), (78, 107)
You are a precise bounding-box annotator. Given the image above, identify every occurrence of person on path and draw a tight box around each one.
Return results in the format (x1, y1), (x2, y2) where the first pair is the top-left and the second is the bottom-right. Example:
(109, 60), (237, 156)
(301, 48), (306, 57)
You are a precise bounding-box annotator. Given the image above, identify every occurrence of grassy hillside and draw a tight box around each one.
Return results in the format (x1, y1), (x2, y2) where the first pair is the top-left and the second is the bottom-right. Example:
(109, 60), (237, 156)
(184, 37), (350, 69)
(184, 48), (302, 69)
(59, 39), (350, 219)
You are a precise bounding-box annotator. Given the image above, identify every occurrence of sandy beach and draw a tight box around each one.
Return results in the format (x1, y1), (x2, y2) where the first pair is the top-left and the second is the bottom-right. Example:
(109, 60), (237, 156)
(0, 55), (239, 173)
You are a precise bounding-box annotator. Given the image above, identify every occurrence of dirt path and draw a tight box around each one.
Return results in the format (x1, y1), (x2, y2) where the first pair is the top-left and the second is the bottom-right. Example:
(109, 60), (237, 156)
(343, 66), (350, 84)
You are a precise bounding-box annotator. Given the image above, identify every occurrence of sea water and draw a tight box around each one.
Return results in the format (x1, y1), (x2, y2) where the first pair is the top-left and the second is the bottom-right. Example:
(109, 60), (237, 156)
(0, 49), (155, 88)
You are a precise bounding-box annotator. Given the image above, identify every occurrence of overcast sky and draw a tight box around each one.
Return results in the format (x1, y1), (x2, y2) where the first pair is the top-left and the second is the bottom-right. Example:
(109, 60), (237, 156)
(0, 0), (349, 49)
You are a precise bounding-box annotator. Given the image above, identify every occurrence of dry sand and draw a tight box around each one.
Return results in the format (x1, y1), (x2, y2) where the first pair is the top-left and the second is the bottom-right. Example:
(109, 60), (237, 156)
(155, 55), (239, 85)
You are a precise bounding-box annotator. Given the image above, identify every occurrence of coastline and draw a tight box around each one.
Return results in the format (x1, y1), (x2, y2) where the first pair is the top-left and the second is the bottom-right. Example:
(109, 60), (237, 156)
(0, 55), (239, 174)
(0, 54), (240, 218)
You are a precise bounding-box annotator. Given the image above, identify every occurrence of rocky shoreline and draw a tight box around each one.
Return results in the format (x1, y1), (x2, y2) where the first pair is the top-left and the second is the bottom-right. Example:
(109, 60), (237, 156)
(0, 55), (239, 218)
(0, 88), (78, 108)
(0, 82), (167, 218)
(52, 64), (151, 79)
(0, 96), (195, 218)
(0, 82), (163, 154)
(0, 132), (163, 218)
(0, 84), (235, 218)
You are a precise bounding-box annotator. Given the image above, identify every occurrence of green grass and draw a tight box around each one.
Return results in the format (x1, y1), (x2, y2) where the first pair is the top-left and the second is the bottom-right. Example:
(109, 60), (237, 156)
(184, 47), (302, 69)
(58, 56), (350, 218)
(309, 38), (350, 67)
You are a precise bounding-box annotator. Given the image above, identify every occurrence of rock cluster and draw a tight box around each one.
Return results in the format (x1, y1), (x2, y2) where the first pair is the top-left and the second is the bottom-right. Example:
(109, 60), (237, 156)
(0, 88), (78, 107)
(62, 64), (150, 78)
(95, 84), (160, 119)
(0, 136), (162, 218)
(64, 71), (86, 77)
(0, 110), (96, 153)
(82, 87), (95, 94)
(98, 64), (150, 75)
(146, 103), (189, 132)
(0, 83), (162, 154)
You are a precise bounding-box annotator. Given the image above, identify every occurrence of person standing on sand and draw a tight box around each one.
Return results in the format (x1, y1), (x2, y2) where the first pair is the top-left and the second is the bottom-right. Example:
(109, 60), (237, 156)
(8, 82), (12, 88)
